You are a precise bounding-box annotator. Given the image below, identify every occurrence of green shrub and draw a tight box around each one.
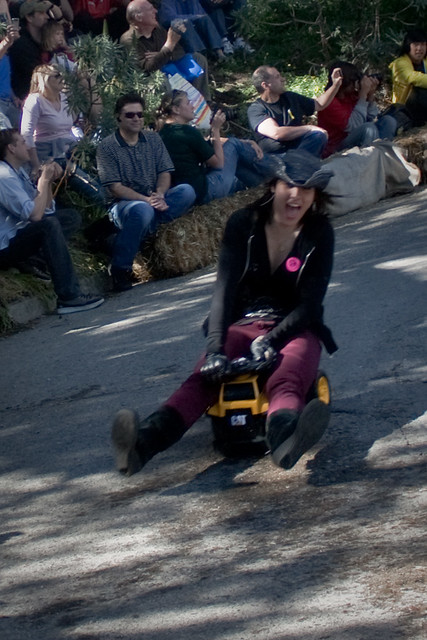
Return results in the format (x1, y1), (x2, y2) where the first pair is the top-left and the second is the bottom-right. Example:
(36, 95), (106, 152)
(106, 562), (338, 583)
(239, 0), (427, 71)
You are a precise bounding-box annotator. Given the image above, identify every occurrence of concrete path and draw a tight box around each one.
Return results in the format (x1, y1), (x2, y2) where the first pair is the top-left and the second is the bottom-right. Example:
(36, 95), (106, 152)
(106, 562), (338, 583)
(0, 188), (426, 640)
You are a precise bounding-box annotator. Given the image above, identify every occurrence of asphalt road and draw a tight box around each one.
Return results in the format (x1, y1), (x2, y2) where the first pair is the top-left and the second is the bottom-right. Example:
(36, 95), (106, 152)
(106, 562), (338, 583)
(0, 188), (426, 640)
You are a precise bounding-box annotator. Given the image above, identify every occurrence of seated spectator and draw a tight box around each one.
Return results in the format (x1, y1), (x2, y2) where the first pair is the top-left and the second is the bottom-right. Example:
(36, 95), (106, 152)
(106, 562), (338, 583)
(158, 89), (275, 205)
(40, 20), (77, 71)
(0, 21), (21, 127)
(9, 0), (51, 100)
(200, 0), (253, 54)
(389, 29), (427, 127)
(21, 64), (80, 173)
(21, 64), (105, 204)
(71, 0), (129, 41)
(318, 62), (397, 157)
(0, 128), (104, 313)
(193, 0), (232, 55)
(247, 65), (343, 158)
(120, 0), (210, 100)
(158, 0), (226, 61)
(0, 0), (11, 21)
(96, 92), (196, 292)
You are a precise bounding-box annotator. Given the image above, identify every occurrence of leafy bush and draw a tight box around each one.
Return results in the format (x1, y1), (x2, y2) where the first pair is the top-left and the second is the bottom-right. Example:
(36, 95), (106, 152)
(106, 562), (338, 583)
(238, 0), (427, 72)
(62, 34), (166, 172)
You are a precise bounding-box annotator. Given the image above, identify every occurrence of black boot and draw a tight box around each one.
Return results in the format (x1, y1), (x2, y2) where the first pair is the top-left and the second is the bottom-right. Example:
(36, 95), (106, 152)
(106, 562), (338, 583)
(111, 405), (187, 476)
(267, 399), (330, 469)
(111, 266), (133, 292)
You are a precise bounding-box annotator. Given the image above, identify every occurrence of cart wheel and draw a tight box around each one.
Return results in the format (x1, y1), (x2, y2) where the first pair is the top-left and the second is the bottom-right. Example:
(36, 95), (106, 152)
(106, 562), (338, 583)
(316, 370), (331, 405)
(306, 370), (331, 405)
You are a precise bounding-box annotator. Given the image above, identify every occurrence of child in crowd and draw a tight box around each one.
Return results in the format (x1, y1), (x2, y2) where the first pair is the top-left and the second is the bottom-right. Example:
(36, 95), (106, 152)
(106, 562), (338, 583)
(41, 20), (76, 72)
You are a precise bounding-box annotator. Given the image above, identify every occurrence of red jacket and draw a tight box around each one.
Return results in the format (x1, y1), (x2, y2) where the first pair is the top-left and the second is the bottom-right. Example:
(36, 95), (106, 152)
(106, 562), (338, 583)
(71, 0), (120, 19)
(317, 94), (358, 157)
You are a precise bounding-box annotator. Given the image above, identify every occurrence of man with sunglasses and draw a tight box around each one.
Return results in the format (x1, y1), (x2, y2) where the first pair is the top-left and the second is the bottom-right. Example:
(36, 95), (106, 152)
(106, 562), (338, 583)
(96, 92), (196, 292)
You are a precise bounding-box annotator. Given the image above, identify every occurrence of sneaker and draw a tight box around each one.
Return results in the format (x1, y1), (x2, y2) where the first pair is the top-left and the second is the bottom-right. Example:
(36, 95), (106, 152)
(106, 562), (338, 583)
(57, 293), (104, 314)
(111, 409), (143, 476)
(271, 399), (330, 469)
(233, 36), (255, 54)
(17, 261), (51, 282)
(222, 37), (234, 56)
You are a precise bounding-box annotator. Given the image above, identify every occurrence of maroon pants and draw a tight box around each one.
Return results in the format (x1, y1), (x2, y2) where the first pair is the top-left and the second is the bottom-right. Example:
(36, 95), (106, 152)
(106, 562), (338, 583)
(166, 321), (322, 429)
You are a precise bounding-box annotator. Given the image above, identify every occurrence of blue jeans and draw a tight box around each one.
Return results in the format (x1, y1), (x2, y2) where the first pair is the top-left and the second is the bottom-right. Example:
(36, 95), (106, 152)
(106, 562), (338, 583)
(284, 129), (328, 157)
(338, 115), (397, 151)
(204, 137), (276, 203)
(110, 184), (196, 270)
(201, 0), (246, 38)
(179, 15), (223, 53)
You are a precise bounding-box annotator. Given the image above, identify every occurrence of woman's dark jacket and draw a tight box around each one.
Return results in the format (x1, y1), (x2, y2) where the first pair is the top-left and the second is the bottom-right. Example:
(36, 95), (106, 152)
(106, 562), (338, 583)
(205, 205), (338, 356)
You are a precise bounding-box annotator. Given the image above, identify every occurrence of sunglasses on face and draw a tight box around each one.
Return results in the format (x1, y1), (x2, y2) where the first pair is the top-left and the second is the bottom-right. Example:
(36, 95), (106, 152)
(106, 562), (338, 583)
(123, 111), (144, 119)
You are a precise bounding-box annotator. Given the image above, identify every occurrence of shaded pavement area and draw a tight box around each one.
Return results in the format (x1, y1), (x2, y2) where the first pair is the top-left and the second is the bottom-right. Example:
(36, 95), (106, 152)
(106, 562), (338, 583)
(0, 188), (426, 639)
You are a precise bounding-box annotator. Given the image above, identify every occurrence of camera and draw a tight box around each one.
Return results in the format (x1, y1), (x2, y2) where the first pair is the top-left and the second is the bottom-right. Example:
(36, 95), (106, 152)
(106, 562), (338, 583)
(209, 103), (238, 123)
(368, 72), (383, 85)
(170, 18), (187, 34)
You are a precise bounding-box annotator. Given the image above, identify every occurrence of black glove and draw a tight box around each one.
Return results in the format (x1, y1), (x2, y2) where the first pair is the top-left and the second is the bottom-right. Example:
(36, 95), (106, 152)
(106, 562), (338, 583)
(250, 335), (277, 365)
(200, 353), (230, 383)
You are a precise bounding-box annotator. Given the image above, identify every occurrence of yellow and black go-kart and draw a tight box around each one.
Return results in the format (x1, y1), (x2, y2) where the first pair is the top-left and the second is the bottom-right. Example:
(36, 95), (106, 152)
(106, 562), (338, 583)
(207, 357), (331, 457)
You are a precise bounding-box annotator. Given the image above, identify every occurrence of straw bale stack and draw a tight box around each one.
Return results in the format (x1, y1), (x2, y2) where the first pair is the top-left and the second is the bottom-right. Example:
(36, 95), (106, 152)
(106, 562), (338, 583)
(132, 126), (427, 282)
(139, 186), (264, 280)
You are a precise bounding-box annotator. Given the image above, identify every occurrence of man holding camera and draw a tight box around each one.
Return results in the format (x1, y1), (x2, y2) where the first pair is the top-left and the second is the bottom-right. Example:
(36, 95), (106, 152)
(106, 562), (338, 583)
(120, 0), (211, 100)
(0, 20), (21, 127)
(0, 128), (104, 314)
(9, 1), (52, 100)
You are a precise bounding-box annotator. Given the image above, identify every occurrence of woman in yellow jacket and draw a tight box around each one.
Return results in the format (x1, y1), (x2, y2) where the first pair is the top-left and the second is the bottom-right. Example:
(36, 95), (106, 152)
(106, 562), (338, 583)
(389, 29), (427, 126)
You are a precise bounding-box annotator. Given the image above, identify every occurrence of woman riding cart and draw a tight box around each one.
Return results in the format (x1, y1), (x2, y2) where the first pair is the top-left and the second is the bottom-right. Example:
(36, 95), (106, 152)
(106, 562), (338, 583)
(111, 150), (338, 476)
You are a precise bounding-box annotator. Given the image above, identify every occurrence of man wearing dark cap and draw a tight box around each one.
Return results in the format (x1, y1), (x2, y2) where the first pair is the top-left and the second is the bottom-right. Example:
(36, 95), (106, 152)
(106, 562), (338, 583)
(9, 1), (51, 100)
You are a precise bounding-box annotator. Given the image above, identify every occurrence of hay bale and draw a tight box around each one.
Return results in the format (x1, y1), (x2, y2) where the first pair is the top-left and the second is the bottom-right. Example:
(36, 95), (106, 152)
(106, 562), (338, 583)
(129, 126), (427, 282)
(145, 186), (264, 279)
(394, 126), (427, 183)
